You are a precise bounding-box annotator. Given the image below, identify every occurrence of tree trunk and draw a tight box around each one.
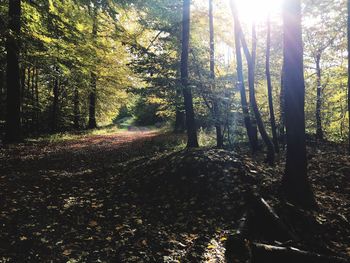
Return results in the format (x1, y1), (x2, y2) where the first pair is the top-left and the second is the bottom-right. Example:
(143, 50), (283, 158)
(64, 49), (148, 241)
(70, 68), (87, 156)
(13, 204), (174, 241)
(73, 86), (80, 130)
(209, 0), (223, 148)
(281, 0), (315, 208)
(230, 2), (258, 152)
(88, 72), (97, 129)
(174, 89), (185, 133)
(279, 65), (286, 148)
(34, 67), (39, 132)
(315, 53), (324, 140)
(245, 24), (275, 165)
(347, 0), (350, 153)
(231, 5), (274, 165)
(181, 0), (198, 148)
(5, 0), (22, 143)
(88, 7), (98, 129)
(266, 15), (279, 153)
(51, 73), (59, 132)
(0, 67), (4, 117)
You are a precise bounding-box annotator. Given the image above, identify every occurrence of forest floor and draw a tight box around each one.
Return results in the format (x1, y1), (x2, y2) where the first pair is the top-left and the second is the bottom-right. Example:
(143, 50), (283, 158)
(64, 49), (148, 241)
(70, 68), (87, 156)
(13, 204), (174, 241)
(0, 128), (349, 262)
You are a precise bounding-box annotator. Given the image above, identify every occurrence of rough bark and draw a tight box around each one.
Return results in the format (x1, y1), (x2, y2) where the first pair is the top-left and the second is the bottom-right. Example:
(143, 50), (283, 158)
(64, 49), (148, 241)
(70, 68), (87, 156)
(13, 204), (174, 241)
(281, 0), (315, 208)
(5, 0), (22, 143)
(266, 15), (279, 153)
(209, 0), (223, 148)
(315, 53), (324, 140)
(230, 2), (258, 152)
(181, 0), (198, 147)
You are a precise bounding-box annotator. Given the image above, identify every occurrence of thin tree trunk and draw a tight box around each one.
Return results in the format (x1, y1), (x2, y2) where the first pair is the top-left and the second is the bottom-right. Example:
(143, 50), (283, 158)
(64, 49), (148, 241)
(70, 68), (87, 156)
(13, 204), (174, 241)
(31, 67), (36, 129)
(34, 67), (39, 132)
(73, 86), (80, 129)
(52, 74), (59, 132)
(282, 0), (315, 208)
(230, 3), (258, 152)
(88, 7), (98, 129)
(279, 65), (286, 148)
(250, 24), (259, 149)
(347, 0), (350, 153)
(5, 0), (22, 143)
(209, 0), (223, 148)
(245, 23), (275, 165)
(266, 15), (279, 153)
(231, 3), (274, 164)
(88, 72), (97, 129)
(315, 53), (324, 140)
(181, 0), (198, 147)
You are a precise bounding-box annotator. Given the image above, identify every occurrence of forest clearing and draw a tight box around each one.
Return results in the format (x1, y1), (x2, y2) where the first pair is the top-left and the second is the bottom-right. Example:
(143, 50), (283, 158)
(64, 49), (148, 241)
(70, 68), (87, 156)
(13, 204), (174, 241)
(1, 0), (350, 262)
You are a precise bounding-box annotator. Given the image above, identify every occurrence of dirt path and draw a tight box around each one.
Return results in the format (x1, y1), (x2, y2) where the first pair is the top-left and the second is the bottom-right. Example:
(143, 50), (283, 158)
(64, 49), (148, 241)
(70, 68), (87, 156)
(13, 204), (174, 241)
(0, 131), (188, 262)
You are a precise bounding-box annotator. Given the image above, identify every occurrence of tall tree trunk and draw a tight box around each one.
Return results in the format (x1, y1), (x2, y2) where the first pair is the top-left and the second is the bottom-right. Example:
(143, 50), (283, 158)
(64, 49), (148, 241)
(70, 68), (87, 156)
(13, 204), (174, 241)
(88, 72), (97, 129)
(279, 65), (286, 147)
(34, 67), (39, 132)
(174, 89), (185, 133)
(266, 15), (279, 153)
(88, 7), (98, 129)
(245, 23), (275, 165)
(0, 67), (4, 117)
(5, 0), (22, 143)
(31, 67), (36, 130)
(249, 24), (259, 149)
(347, 0), (350, 153)
(230, 2), (258, 152)
(282, 0), (315, 208)
(73, 86), (80, 130)
(51, 73), (59, 132)
(315, 53), (324, 140)
(209, 0), (223, 148)
(181, 0), (198, 148)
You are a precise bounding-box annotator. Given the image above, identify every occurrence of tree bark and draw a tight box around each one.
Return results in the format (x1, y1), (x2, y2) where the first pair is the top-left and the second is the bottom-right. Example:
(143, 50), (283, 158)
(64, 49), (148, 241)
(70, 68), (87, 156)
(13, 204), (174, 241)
(209, 0), (223, 148)
(174, 89), (185, 133)
(230, 2), (258, 152)
(181, 0), (198, 147)
(315, 53), (324, 140)
(51, 72), (59, 132)
(88, 72), (97, 129)
(281, 0), (315, 208)
(73, 86), (80, 130)
(279, 65), (286, 148)
(347, 0), (350, 153)
(266, 15), (279, 153)
(88, 7), (98, 129)
(5, 0), (22, 143)
(34, 67), (39, 132)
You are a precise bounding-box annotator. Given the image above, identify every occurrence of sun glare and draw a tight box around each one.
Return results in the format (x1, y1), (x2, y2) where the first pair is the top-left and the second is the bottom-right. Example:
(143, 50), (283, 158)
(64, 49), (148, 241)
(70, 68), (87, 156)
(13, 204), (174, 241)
(232, 0), (282, 23)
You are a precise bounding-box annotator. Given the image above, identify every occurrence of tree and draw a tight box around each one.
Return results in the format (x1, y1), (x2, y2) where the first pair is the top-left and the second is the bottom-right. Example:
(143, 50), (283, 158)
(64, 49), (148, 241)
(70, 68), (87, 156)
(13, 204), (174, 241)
(281, 0), (315, 207)
(231, 1), (275, 164)
(348, 0), (350, 153)
(5, 0), (22, 143)
(209, 0), (223, 148)
(266, 14), (279, 153)
(181, 0), (199, 147)
(230, 2), (258, 152)
(88, 5), (98, 129)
